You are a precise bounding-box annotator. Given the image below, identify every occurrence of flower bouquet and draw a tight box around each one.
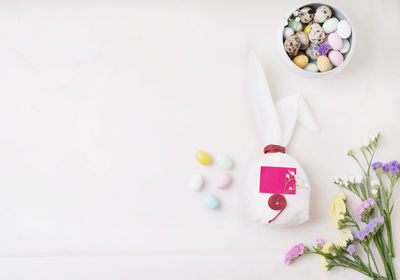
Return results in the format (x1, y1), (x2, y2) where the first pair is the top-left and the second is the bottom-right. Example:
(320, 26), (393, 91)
(285, 132), (397, 280)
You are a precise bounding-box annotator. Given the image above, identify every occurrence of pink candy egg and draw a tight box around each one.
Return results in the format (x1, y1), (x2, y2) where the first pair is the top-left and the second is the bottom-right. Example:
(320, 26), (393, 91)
(328, 50), (344, 66)
(328, 33), (343, 50)
(216, 173), (232, 189)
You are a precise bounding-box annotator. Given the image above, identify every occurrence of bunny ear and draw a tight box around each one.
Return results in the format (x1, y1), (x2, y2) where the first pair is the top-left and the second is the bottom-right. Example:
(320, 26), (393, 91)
(275, 96), (299, 147)
(276, 95), (319, 147)
(248, 53), (280, 145)
(298, 95), (320, 132)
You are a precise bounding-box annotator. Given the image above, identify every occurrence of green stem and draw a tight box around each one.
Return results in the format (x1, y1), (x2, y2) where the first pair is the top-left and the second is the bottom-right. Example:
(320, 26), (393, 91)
(368, 247), (383, 280)
(351, 154), (367, 175)
(333, 262), (386, 280)
(386, 211), (395, 258)
(314, 250), (384, 280)
(374, 235), (393, 280)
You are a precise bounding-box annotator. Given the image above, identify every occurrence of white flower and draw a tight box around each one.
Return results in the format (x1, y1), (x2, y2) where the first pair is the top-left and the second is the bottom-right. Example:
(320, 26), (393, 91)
(286, 174), (289, 178)
(369, 131), (380, 141)
(361, 131), (381, 149)
(334, 176), (349, 186)
(290, 171), (295, 176)
(370, 180), (380, 187)
(361, 138), (371, 147)
(340, 176), (350, 187)
(295, 17), (300, 22)
(283, 17), (289, 26)
(355, 175), (363, 184)
(371, 189), (378, 196)
(293, 10), (299, 16)
(347, 148), (354, 156)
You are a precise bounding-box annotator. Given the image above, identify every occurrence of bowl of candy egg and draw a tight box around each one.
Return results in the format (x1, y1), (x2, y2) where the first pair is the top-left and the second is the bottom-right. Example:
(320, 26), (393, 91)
(279, 3), (355, 78)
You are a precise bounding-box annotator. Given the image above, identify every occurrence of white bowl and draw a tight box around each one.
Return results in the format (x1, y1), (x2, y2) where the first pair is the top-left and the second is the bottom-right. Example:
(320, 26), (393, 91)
(278, 2), (356, 79)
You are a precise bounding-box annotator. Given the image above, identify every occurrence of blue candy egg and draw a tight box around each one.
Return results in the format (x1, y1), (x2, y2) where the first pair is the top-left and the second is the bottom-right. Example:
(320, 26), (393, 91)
(304, 63), (318, 73)
(203, 194), (219, 210)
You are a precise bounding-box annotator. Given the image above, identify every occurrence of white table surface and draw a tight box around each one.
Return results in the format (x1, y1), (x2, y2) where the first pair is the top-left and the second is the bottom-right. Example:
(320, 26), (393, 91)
(0, 0), (399, 279)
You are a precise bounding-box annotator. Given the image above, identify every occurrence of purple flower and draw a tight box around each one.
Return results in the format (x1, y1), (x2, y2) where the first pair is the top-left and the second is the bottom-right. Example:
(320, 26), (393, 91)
(372, 162), (383, 170)
(390, 166), (399, 174)
(353, 216), (385, 242)
(284, 243), (305, 265)
(318, 44), (332, 56)
(383, 160), (400, 174)
(383, 163), (390, 172)
(347, 244), (355, 255)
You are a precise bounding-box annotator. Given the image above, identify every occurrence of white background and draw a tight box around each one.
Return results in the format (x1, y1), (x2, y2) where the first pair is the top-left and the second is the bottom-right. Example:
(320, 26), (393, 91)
(0, 0), (399, 279)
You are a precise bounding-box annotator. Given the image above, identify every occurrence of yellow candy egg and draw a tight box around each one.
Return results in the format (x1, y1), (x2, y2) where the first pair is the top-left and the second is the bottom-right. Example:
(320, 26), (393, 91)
(292, 54), (309, 68)
(304, 24), (312, 34)
(195, 150), (211, 165)
(317, 56), (331, 72)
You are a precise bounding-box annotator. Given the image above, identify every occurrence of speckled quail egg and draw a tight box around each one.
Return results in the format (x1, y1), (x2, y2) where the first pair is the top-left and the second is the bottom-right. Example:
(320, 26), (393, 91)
(314, 5), (332, 23)
(284, 35), (300, 57)
(308, 23), (326, 45)
(305, 44), (320, 60)
(299, 7), (314, 24)
(296, 31), (309, 50)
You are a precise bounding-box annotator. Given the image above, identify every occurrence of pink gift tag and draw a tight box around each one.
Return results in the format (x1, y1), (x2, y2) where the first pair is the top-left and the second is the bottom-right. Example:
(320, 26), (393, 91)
(259, 166), (296, 195)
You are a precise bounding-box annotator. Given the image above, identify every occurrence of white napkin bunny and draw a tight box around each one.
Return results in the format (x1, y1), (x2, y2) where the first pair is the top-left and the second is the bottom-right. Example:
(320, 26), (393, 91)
(245, 53), (319, 227)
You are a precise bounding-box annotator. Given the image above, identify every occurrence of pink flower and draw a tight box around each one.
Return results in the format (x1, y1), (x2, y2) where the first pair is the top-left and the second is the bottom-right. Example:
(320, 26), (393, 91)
(284, 243), (305, 265)
(357, 198), (375, 219)
(316, 238), (326, 247)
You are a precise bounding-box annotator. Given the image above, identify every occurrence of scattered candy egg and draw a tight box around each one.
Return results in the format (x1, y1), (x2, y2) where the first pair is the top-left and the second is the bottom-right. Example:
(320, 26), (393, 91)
(322, 17), (339, 34)
(203, 193), (219, 210)
(216, 154), (233, 170)
(314, 5), (332, 23)
(296, 31), (309, 50)
(308, 23), (326, 45)
(283, 27), (294, 39)
(328, 33), (343, 50)
(195, 150), (211, 165)
(289, 20), (302, 32)
(304, 24), (312, 34)
(337, 20), (351, 39)
(292, 54), (309, 68)
(340, 39), (351, 54)
(189, 173), (203, 192)
(304, 63), (318, 72)
(284, 35), (300, 57)
(328, 50), (344, 66)
(317, 55), (331, 72)
(305, 44), (320, 60)
(216, 173), (232, 189)
(299, 7), (314, 24)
